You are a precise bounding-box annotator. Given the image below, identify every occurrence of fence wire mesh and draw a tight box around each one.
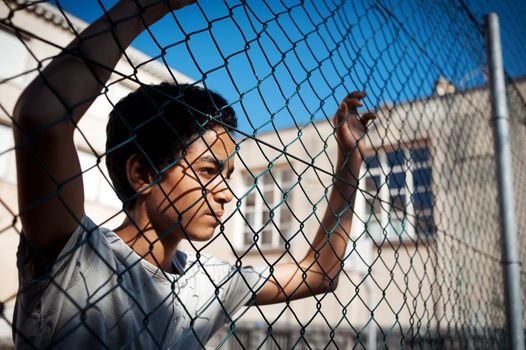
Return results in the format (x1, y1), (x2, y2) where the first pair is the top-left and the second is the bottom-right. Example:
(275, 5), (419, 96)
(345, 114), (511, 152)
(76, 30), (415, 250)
(0, 0), (524, 349)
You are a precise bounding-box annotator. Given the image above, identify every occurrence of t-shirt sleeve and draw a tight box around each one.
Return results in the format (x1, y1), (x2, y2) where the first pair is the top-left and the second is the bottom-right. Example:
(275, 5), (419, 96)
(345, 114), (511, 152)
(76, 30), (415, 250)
(219, 263), (270, 320)
(170, 254), (270, 344)
(14, 216), (105, 348)
(17, 215), (100, 284)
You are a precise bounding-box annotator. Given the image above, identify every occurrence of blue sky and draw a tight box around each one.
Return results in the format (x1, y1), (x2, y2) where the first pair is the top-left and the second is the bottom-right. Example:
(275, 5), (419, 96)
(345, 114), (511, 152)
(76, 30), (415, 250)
(50, 0), (526, 134)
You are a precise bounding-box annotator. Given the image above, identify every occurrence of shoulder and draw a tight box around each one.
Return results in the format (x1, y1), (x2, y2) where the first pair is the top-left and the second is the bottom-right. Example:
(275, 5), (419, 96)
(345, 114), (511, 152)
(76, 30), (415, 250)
(179, 251), (234, 277)
(16, 215), (116, 296)
(50, 216), (115, 275)
(176, 251), (268, 288)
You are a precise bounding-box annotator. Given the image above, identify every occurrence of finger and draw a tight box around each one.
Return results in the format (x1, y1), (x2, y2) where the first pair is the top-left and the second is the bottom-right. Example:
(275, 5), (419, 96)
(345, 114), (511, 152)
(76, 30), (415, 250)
(347, 91), (367, 99)
(342, 91), (367, 111)
(343, 97), (363, 111)
(360, 112), (377, 126)
(335, 101), (348, 125)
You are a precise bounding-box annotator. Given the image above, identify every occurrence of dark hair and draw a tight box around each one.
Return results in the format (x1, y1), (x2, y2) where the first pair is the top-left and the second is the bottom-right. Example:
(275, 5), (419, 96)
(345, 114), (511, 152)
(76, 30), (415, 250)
(105, 82), (237, 207)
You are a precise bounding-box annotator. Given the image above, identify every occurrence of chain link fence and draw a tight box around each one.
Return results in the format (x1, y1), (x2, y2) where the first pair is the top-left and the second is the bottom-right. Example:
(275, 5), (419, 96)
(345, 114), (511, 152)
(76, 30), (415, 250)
(0, 0), (524, 348)
(507, 76), (526, 347)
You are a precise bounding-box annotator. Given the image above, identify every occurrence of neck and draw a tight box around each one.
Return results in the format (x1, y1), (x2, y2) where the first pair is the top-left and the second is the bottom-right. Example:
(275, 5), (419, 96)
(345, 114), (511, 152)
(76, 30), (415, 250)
(115, 208), (181, 273)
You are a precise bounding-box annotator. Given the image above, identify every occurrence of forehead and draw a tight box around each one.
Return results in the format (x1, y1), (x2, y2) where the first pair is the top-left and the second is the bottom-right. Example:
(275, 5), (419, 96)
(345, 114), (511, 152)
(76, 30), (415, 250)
(186, 127), (236, 160)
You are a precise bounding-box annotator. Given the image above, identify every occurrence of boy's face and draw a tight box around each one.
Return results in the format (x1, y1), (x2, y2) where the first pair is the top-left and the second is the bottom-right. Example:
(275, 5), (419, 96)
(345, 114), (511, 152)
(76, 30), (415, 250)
(146, 126), (236, 242)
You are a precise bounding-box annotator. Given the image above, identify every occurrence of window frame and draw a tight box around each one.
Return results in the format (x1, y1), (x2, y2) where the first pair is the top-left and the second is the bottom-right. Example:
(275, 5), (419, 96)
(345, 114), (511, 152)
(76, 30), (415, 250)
(78, 149), (121, 209)
(0, 123), (16, 183)
(238, 167), (294, 251)
(0, 26), (32, 87)
(359, 142), (434, 244)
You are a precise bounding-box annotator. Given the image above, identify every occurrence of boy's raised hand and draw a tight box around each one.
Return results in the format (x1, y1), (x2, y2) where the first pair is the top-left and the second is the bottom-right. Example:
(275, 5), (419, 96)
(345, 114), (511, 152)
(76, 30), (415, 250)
(138, 0), (196, 10)
(333, 91), (376, 159)
(164, 0), (196, 9)
(122, 0), (196, 23)
(129, 0), (195, 8)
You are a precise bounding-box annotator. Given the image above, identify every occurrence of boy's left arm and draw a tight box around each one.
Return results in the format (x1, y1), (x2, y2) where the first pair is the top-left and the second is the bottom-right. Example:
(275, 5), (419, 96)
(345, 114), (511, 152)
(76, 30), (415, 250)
(255, 91), (376, 305)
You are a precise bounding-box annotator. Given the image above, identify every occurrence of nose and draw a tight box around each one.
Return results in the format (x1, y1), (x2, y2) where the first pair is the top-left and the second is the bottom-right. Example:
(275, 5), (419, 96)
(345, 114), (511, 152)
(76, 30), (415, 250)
(212, 176), (234, 204)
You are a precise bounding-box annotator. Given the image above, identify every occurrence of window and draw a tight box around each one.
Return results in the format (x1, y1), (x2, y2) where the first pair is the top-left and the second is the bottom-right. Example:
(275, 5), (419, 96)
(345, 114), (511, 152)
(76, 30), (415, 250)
(0, 28), (30, 86)
(361, 145), (434, 242)
(0, 124), (15, 183)
(87, 83), (134, 121)
(240, 168), (294, 250)
(78, 151), (121, 208)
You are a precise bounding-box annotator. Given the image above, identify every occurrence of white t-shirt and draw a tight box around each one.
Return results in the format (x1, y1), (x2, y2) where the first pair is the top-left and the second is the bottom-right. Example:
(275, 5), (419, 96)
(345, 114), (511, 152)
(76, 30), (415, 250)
(14, 216), (268, 349)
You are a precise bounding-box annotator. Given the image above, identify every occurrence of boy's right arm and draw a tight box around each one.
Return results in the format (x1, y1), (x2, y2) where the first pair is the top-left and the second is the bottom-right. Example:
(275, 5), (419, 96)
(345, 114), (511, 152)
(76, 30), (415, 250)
(13, 0), (195, 260)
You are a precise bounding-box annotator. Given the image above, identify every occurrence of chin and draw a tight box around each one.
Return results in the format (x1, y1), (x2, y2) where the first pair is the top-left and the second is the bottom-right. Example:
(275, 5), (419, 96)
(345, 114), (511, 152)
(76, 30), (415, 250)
(187, 226), (216, 242)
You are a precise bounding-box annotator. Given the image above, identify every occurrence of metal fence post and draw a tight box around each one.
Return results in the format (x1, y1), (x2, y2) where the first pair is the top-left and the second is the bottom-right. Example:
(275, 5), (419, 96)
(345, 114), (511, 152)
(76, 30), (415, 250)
(484, 12), (525, 350)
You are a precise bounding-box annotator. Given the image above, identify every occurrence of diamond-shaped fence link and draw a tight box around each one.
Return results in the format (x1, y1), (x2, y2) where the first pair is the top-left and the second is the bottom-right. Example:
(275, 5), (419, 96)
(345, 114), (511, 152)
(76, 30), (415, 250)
(0, 0), (524, 349)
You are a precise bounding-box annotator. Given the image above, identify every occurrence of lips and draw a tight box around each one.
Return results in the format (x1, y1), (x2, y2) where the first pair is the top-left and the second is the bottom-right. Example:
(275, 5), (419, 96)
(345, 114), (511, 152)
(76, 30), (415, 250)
(206, 211), (223, 222)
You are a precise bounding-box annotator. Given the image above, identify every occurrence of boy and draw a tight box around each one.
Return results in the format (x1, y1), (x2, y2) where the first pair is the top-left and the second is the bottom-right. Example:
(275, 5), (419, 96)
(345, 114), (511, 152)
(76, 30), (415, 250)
(12, 0), (375, 348)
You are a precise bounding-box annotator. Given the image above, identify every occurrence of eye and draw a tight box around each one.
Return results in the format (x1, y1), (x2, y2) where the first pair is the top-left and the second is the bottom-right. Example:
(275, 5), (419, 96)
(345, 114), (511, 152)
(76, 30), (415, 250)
(199, 167), (217, 176)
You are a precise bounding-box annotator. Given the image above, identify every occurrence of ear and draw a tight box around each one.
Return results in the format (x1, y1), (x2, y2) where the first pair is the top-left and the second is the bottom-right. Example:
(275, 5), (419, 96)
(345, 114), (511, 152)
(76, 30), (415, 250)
(126, 154), (154, 196)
